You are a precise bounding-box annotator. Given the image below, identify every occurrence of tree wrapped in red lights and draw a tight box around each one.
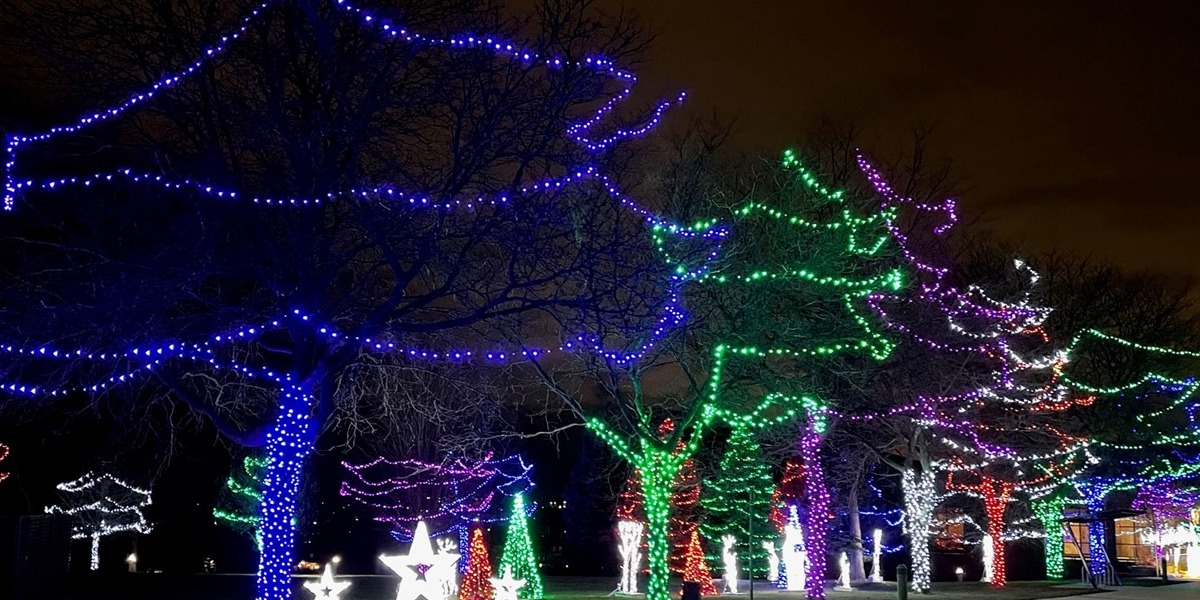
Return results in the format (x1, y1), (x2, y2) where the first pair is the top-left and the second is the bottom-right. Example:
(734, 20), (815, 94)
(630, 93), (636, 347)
(0, 443), (9, 484)
(932, 305), (1099, 589)
(769, 459), (805, 533)
(663, 421), (703, 576)
(682, 530), (718, 595)
(616, 472), (644, 523)
(944, 426), (1091, 588)
(459, 527), (494, 600)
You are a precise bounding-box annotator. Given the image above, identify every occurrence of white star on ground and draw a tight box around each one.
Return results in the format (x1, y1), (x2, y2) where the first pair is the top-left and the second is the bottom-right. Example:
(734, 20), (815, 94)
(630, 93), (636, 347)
(303, 563), (351, 599)
(381, 520), (461, 600)
(489, 564), (525, 600)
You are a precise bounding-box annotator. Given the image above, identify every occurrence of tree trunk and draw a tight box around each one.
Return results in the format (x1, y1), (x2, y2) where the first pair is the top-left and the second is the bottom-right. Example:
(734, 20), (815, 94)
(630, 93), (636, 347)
(254, 388), (317, 600)
(900, 468), (935, 594)
(1034, 499), (1066, 579)
(800, 423), (830, 600)
(1085, 498), (1107, 579)
(847, 491), (866, 582)
(638, 456), (679, 600)
(982, 491), (1007, 587)
(90, 534), (100, 570)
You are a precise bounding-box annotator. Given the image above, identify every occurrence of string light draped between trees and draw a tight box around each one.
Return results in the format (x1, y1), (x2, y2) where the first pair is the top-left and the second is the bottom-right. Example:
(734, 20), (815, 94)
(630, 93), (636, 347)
(340, 453), (534, 570)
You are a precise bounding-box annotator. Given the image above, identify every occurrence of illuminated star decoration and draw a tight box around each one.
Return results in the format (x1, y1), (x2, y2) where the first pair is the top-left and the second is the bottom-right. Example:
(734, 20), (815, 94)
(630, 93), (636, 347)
(303, 563), (351, 599)
(381, 520), (461, 600)
(489, 565), (526, 600)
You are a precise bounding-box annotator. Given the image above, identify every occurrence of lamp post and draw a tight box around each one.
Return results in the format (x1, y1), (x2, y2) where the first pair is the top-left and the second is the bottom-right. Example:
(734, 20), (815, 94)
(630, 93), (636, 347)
(748, 486), (754, 600)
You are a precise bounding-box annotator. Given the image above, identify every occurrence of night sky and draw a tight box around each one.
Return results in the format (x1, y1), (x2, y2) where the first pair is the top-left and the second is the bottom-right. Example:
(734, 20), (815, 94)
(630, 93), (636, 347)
(600, 0), (1200, 284)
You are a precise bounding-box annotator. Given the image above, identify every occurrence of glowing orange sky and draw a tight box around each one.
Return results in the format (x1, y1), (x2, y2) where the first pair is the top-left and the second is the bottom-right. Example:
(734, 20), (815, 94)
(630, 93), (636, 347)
(603, 0), (1200, 283)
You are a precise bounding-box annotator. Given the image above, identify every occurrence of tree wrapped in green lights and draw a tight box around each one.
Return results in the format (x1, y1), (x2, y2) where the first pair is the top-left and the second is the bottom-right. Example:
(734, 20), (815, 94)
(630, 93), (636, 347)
(498, 493), (544, 599)
(700, 424), (774, 577)
(587, 415), (714, 600)
(614, 420), (707, 577)
(1030, 483), (1076, 579)
(699, 148), (904, 600)
(619, 417), (700, 576)
(214, 454), (269, 551)
(1059, 330), (1200, 581)
(526, 168), (726, 600)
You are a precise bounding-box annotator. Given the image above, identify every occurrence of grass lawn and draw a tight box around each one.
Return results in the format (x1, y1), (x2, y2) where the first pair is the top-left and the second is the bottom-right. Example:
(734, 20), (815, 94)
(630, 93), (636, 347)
(38, 574), (1113, 600)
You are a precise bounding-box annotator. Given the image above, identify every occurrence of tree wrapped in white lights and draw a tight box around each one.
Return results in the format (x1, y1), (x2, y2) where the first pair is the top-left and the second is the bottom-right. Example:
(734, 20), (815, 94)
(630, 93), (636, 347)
(45, 472), (152, 570)
(778, 505), (805, 592)
(720, 534), (739, 593)
(617, 520), (644, 594)
(867, 528), (883, 583)
(853, 155), (1097, 592)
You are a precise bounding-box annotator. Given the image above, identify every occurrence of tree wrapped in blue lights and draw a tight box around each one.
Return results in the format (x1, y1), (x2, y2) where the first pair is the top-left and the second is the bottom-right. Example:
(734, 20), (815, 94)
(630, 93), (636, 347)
(1059, 330), (1200, 581)
(0, 2), (706, 599)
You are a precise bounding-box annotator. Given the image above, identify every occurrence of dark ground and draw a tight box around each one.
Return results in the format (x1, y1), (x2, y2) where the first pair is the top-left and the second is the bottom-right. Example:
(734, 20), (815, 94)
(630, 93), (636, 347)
(37, 574), (1121, 600)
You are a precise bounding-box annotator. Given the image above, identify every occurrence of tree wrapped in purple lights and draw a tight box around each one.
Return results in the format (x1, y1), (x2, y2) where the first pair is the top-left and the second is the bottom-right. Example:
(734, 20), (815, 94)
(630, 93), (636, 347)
(0, 1), (714, 599)
(340, 453), (533, 570)
(846, 154), (1099, 591)
(1132, 480), (1200, 570)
